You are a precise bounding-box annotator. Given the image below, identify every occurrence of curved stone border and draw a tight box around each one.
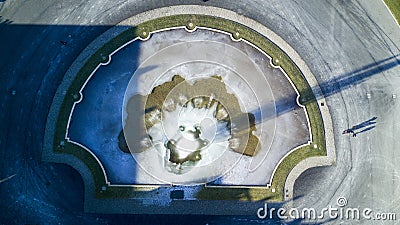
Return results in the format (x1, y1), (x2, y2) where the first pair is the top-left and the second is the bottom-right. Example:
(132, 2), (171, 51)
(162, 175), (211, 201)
(121, 5), (336, 201)
(284, 98), (336, 200)
(43, 5), (336, 210)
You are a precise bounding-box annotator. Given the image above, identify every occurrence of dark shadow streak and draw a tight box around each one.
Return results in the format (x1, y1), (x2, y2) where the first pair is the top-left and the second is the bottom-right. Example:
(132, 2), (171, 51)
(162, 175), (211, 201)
(351, 116), (377, 131)
(252, 55), (399, 123)
(355, 126), (376, 135)
(0, 15), (12, 25)
(320, 56), (399, 98)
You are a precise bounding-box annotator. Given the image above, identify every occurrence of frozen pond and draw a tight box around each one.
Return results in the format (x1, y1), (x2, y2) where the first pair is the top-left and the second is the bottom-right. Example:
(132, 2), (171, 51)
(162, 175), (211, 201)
(68, 28), (310, 185)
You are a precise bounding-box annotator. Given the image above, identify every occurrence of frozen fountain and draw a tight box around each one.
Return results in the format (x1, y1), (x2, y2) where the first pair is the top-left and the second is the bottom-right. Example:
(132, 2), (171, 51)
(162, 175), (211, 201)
(121, 75), (260, 183)
(148, 98), (231, 174)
